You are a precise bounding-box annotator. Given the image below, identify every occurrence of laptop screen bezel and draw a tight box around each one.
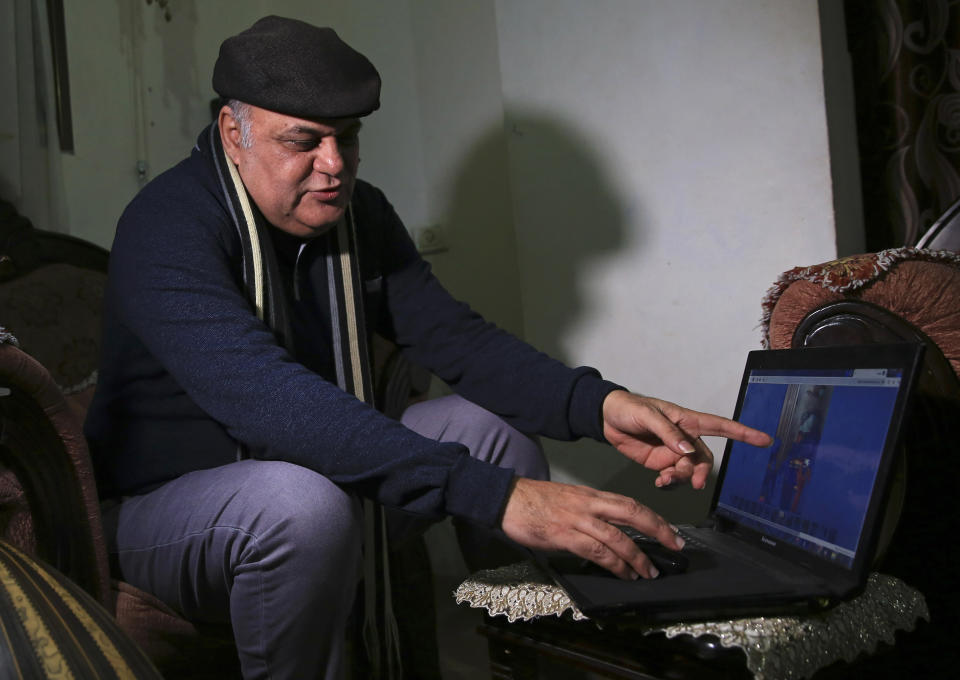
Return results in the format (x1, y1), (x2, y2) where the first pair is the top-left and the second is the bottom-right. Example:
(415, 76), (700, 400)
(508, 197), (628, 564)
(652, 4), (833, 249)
(709, 342), (924, 587)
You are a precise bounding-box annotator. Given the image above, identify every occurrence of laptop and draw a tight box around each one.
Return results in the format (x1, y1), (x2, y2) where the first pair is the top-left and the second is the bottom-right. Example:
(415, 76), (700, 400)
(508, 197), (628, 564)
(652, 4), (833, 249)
(536, 342), (925, 622)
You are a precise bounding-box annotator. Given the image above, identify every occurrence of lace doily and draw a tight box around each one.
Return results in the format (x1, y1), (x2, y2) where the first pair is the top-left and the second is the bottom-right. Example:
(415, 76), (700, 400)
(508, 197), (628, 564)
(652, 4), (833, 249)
(455, 562), (929, 680)
(456, 562), (590, 622)
(0, 326), (18, 346)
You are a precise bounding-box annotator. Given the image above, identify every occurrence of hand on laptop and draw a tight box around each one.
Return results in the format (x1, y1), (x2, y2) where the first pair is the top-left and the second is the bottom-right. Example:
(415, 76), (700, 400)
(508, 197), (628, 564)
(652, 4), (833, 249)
(500, 478), (681, 580)
(500, 391), (772, 580)
(601, 390), (773, 489)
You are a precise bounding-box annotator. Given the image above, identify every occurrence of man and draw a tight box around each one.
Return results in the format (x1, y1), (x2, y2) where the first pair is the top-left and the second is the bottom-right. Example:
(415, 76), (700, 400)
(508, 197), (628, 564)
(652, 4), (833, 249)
(85, 16), (771, 680)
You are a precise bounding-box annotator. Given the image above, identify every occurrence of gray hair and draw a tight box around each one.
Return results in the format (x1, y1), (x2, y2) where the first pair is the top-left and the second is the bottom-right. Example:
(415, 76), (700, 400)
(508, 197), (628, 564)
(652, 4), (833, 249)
(227, 99), (253, 148)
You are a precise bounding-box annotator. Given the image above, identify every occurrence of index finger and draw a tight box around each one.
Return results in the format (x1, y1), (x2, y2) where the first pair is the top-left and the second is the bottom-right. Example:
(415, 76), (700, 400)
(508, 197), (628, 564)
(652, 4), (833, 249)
(686, 411), (772, 447)
(591, 492), (683, 553)
(567, 489), (685, 579)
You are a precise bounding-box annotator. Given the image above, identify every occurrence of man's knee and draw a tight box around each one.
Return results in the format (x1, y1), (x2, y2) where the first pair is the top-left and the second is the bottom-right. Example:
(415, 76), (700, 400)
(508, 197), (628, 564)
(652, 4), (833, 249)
(239, 461), (363, 568)
(402, 395), (549, 480)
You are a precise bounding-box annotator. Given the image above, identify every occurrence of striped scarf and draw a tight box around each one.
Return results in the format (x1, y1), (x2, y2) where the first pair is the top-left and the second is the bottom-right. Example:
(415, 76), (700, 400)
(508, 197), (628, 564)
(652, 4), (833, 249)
(208, 123), (400, 678)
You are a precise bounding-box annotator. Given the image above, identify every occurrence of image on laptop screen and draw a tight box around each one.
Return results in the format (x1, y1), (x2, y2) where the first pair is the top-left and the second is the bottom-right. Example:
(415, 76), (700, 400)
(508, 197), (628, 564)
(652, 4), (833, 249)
(715, 366), (903, 569)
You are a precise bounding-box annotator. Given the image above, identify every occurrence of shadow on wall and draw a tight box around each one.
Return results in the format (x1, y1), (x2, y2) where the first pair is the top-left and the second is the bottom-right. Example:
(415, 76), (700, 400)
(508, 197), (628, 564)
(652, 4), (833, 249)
(438, 111), (716, 524)
(437, 110), (631, 365)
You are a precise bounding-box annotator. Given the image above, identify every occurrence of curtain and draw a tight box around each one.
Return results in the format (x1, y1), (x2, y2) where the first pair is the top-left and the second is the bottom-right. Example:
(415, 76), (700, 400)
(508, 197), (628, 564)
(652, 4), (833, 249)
(845, 0), (960, 250)
(0, 0), (70, 234)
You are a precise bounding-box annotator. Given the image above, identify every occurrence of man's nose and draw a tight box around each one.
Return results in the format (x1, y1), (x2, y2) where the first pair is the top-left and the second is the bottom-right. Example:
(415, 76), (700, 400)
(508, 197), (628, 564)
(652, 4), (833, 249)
(313, 138), (344, 176)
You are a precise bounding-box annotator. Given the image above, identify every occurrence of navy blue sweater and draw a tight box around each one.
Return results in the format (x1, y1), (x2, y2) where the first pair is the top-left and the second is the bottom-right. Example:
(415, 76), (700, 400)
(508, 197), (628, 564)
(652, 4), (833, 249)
(85, 126), (620, 528)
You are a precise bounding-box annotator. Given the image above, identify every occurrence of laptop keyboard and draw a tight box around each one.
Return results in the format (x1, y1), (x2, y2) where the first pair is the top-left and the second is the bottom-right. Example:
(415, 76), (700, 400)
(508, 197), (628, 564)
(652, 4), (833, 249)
(616, 524), (702, 547)
(616, 524), (783, 575)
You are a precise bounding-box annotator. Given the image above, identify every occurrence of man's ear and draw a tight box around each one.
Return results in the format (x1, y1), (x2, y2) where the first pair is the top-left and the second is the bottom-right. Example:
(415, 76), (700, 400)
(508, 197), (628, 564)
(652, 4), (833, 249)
(218, 105), (243, 164)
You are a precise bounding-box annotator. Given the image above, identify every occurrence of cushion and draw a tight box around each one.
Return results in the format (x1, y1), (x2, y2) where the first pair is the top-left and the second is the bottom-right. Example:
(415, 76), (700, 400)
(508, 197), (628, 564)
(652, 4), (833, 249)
(0, 540), (161, 678)
(761, 247), (960, 377)
(0, 263), (105, 390)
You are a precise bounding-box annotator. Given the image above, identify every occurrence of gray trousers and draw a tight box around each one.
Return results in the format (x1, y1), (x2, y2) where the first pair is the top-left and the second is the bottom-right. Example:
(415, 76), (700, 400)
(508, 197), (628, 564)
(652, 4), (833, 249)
(103, 395), (548, 680)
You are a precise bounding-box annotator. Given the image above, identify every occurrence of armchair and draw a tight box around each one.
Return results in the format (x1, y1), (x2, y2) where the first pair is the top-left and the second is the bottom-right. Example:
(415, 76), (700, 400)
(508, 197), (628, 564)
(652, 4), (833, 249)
(0, 199), (241, 676)
(761, 220), (960, 677)
(0, 201), (437, 678)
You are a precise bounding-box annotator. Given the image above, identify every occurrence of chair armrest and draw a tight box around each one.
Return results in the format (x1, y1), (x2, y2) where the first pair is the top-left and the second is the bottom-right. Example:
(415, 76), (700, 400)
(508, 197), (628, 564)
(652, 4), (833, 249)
(0, 344), (110, 607)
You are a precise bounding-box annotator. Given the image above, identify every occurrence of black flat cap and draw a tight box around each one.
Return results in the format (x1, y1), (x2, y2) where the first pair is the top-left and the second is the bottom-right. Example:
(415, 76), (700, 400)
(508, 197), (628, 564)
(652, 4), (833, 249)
(213, 16), (381, 119)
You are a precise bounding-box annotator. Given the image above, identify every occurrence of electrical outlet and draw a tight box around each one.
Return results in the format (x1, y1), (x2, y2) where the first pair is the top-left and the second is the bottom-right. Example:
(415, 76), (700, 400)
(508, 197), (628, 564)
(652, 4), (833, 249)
(416, 224), (449, 254)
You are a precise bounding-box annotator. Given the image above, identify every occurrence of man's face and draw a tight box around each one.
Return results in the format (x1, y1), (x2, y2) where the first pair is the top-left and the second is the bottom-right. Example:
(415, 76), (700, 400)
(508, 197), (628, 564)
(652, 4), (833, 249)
(220, 104), (361, 238)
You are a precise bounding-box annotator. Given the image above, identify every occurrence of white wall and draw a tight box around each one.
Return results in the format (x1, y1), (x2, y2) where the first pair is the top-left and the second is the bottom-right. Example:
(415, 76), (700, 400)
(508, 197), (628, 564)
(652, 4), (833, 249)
(406, 0), (524, 334)
(492, 0), (839, 521)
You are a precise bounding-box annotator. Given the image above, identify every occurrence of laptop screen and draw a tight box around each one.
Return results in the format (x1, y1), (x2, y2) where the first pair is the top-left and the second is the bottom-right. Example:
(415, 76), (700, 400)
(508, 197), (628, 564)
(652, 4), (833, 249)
(714, 365), (904, 569)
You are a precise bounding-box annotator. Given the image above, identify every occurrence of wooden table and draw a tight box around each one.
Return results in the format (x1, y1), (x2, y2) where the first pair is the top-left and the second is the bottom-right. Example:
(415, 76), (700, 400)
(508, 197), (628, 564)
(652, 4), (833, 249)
(479, 613), (750, 680)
